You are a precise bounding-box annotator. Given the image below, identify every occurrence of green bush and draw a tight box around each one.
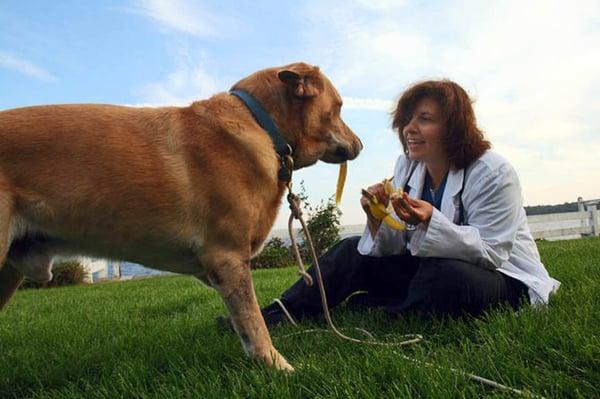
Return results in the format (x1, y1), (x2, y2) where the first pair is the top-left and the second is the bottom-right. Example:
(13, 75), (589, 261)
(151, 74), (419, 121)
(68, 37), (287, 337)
(290, 180), (342, 261)
(252, 182), (343, 269)
(298, 196), (342, 260)
(20, 260), (88, 289)
(251, 237), (293, 269)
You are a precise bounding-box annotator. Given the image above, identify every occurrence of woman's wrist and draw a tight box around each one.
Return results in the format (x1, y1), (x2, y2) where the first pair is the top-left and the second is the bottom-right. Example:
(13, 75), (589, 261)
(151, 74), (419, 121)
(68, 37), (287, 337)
(367, 217), (381, 237)
(419, 207), (433, 228)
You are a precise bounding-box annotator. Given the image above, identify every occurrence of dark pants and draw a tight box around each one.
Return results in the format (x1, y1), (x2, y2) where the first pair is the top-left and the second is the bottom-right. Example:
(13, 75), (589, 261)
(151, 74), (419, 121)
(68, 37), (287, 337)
(278, 236), (529, 318)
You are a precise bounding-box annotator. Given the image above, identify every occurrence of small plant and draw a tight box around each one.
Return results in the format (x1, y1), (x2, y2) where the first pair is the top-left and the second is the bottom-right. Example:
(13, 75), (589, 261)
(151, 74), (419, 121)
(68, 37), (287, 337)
(19, 260), (88, 289)
(251, 181), (343, 269)
(296, 182), (342, 260)
(251, 237), (293, 269)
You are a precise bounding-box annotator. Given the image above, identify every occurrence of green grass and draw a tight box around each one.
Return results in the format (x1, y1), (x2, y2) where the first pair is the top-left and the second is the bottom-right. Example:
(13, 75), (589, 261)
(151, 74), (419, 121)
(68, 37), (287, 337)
(1, 238), (598, 398)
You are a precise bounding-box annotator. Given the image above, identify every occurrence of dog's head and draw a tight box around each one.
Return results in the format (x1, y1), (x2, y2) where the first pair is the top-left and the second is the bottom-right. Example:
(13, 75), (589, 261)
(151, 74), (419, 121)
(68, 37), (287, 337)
(232, 62), (362, 169)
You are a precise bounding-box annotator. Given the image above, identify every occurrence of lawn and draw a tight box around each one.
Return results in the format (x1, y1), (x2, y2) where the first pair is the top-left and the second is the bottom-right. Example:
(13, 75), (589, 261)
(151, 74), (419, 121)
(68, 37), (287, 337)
(1, 237), (598, 398)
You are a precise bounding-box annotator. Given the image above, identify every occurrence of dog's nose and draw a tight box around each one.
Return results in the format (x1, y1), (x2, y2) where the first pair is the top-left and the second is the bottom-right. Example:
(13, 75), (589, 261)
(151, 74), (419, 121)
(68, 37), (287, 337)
(334, 145), (349, 159)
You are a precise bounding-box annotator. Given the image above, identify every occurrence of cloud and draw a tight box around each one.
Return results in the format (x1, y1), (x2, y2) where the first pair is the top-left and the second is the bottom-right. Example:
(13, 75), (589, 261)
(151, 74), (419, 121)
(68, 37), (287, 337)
(296, 0), (600, 210)
(352, 0), (408, 11)
(129, 0), (234, 37)
(342, 96), (394, 111)
(0, 52), (57, 82)
(134, 50), (226, 106)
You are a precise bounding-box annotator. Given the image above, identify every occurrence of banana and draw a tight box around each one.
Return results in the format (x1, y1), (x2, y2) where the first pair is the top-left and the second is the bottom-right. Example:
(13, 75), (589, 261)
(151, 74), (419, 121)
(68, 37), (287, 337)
(363, 178), (406, 231)
(383, 178), (395, 196)
(335, 162), (347, 206)
(382, 212), (406, 230)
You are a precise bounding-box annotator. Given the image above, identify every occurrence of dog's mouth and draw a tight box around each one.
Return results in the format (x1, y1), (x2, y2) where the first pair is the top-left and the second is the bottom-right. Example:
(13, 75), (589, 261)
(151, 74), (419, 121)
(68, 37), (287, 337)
(321, 145), (354, 164)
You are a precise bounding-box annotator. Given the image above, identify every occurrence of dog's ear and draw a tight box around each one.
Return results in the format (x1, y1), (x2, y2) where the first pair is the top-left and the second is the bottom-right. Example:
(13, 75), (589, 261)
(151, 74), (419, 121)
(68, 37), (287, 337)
(278, 65), (320, 98)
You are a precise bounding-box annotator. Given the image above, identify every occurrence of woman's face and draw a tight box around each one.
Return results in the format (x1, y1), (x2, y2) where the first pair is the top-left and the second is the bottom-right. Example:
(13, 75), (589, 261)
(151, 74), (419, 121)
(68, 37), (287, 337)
(402, 97), (447, 163)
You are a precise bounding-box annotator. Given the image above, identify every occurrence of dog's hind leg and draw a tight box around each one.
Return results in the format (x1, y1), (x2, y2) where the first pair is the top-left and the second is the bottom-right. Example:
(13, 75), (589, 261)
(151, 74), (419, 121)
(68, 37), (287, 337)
(0, 263), (24, 310)
(199, 247), (293, 372)
(0, 191), (23, 310)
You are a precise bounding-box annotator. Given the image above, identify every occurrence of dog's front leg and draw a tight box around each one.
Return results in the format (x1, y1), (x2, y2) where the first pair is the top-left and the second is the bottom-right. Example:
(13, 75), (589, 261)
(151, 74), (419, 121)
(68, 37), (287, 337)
(199, 249), (293, 372)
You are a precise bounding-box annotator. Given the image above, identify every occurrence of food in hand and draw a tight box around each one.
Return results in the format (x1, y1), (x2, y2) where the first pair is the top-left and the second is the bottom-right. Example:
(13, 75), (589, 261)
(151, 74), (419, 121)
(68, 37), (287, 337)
(362, 179), (406, 230)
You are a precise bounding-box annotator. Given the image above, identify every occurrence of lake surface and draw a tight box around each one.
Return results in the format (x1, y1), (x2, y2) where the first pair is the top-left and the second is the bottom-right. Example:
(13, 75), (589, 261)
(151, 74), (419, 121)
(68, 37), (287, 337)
(109, 218), (584, 280)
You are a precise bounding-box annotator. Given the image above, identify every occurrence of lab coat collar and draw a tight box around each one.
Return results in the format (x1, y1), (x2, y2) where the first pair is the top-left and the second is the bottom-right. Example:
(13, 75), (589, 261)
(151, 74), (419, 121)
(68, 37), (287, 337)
(442, 167), (465, 219)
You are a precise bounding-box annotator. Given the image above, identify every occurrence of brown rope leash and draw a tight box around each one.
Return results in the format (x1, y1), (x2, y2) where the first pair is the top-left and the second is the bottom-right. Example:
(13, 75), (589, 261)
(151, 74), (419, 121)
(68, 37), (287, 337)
(286, 190), (422, 347)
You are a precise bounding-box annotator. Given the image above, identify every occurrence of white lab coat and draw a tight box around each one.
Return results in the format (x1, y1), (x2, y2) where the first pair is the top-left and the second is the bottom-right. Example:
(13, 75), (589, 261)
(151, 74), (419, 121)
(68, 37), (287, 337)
(358, 151), (561, 305)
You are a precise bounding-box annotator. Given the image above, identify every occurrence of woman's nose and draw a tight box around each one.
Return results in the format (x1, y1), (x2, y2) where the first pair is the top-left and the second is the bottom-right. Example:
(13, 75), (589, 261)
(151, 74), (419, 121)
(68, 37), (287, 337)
(404, 118), (417, 134)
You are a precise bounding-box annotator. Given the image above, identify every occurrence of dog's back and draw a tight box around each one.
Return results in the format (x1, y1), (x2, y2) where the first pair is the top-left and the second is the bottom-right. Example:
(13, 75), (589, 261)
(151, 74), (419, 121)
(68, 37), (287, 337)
(1, 105), (193, 264)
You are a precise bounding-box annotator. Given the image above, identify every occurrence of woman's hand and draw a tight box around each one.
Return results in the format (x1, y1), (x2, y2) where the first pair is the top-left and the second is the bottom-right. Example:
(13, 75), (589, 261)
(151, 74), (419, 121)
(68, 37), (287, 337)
(391, 192), (434, 226)
(360, 182), (389, 235)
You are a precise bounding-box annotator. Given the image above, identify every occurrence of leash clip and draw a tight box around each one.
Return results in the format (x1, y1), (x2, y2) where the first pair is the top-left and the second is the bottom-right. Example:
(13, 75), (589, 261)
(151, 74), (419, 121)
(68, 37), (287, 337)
(278, 153), (294, 183)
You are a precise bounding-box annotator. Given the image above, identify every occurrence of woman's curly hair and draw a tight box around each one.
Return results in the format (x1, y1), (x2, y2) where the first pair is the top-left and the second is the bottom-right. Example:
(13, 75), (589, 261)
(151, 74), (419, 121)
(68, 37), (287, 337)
(391, 80), (490, 169)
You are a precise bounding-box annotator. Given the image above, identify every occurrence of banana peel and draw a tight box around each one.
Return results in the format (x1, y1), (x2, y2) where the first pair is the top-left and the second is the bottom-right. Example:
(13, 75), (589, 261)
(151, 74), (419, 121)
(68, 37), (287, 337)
(335, 162), (347, 206)
(362, 178), (406, 231)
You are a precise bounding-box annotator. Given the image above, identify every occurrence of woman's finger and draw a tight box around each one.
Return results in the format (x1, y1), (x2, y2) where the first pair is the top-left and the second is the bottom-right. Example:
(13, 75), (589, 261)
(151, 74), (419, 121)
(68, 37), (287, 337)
(398, 195), (417, 216)
(405, 194), (421, 208)
(366, 183), (388, 205)
(392, 198), (413, 220)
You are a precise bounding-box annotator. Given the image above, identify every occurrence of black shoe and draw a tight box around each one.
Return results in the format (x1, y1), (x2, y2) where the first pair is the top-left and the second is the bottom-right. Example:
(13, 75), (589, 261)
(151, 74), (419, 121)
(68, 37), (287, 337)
(215, 301), (293, 332)
(262, 302), (293, 329)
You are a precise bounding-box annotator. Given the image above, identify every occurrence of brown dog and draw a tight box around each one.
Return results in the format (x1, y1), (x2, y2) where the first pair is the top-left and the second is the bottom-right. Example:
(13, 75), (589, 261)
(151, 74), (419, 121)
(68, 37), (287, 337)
(0, 62), (361, 371)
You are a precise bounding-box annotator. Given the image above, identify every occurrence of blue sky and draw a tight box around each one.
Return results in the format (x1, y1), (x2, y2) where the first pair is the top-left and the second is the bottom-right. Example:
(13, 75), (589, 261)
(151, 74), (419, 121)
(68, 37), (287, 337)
(1, 0), (599, 229)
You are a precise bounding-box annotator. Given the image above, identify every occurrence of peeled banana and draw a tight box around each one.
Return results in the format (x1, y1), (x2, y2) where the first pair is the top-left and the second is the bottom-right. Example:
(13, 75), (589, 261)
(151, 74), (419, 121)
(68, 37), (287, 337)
(335, 162), (347, 206)
(363, 178), (406, 231)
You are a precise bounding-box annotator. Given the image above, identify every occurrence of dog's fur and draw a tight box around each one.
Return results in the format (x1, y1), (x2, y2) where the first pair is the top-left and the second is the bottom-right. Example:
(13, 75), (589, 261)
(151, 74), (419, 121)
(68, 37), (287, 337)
(0, 62), (361, 371)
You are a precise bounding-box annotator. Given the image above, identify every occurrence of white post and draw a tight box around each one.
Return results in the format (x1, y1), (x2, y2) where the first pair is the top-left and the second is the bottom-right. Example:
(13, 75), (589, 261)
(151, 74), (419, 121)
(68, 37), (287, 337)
(112, 261), (121, 279)
(589, 205), (600, 236)
(577, 197), (585, 212)
(83, 258), (95, 283)
(579, 197), (590, 233)
(97, 260), (108, 280)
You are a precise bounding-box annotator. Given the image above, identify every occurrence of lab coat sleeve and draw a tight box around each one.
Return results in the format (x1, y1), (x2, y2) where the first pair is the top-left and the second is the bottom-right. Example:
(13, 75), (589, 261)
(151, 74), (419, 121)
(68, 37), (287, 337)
(409, 164), (521, 270)
(357, 218), (408, 256)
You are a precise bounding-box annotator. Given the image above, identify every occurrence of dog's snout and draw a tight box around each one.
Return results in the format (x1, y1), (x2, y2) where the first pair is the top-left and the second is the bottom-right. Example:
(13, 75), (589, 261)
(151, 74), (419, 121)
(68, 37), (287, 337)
(334, 145), (349, 159)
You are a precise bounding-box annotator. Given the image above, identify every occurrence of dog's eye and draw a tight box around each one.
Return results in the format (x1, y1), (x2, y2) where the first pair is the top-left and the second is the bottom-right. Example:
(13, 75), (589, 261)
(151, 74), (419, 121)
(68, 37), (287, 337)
(322, 111), (334, 122)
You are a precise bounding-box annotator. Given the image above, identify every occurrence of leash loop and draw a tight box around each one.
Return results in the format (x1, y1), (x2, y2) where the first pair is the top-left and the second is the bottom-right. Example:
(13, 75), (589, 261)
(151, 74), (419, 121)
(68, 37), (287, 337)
(287, 191), (313, 286)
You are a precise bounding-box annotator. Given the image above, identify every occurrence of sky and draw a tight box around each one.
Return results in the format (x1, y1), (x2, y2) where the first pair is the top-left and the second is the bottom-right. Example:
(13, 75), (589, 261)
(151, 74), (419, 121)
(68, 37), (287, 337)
(1, 0), (599, 230)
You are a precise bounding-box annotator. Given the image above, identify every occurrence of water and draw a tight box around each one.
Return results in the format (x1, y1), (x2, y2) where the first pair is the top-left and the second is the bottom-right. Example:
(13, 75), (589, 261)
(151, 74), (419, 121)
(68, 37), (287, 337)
(121, 262), (170, 278)
(102, 261), (170, 280)
(105, 216), (587, 280)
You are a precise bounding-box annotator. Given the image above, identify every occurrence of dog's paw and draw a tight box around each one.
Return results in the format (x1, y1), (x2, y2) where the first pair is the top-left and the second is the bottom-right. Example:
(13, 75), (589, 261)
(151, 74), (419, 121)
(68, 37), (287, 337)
(268, 349), (294, 373)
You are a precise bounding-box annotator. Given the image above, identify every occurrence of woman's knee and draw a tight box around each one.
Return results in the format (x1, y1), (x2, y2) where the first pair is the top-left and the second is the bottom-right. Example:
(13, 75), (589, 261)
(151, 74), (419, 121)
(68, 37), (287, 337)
(338, 236), (361, 250)
(322, 236), (362, 259)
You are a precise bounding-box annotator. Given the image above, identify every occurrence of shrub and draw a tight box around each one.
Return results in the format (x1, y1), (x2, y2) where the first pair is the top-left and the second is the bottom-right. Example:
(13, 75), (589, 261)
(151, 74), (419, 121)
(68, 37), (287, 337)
(251, 237), (294, 269)
(252, 182), (343, 269)
(291, 181), (342, 261)
(298, 195), (342, 260)
(20, 260), (88, 289)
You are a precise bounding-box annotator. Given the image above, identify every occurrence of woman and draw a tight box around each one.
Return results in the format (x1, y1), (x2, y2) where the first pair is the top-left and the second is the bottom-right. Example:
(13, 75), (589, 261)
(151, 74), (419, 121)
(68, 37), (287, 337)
(253, 80), (560, 327)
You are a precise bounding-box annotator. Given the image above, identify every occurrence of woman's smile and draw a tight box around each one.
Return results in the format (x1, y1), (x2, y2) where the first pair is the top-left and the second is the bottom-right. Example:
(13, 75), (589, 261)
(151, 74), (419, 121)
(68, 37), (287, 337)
(402, 97), (446, 163)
